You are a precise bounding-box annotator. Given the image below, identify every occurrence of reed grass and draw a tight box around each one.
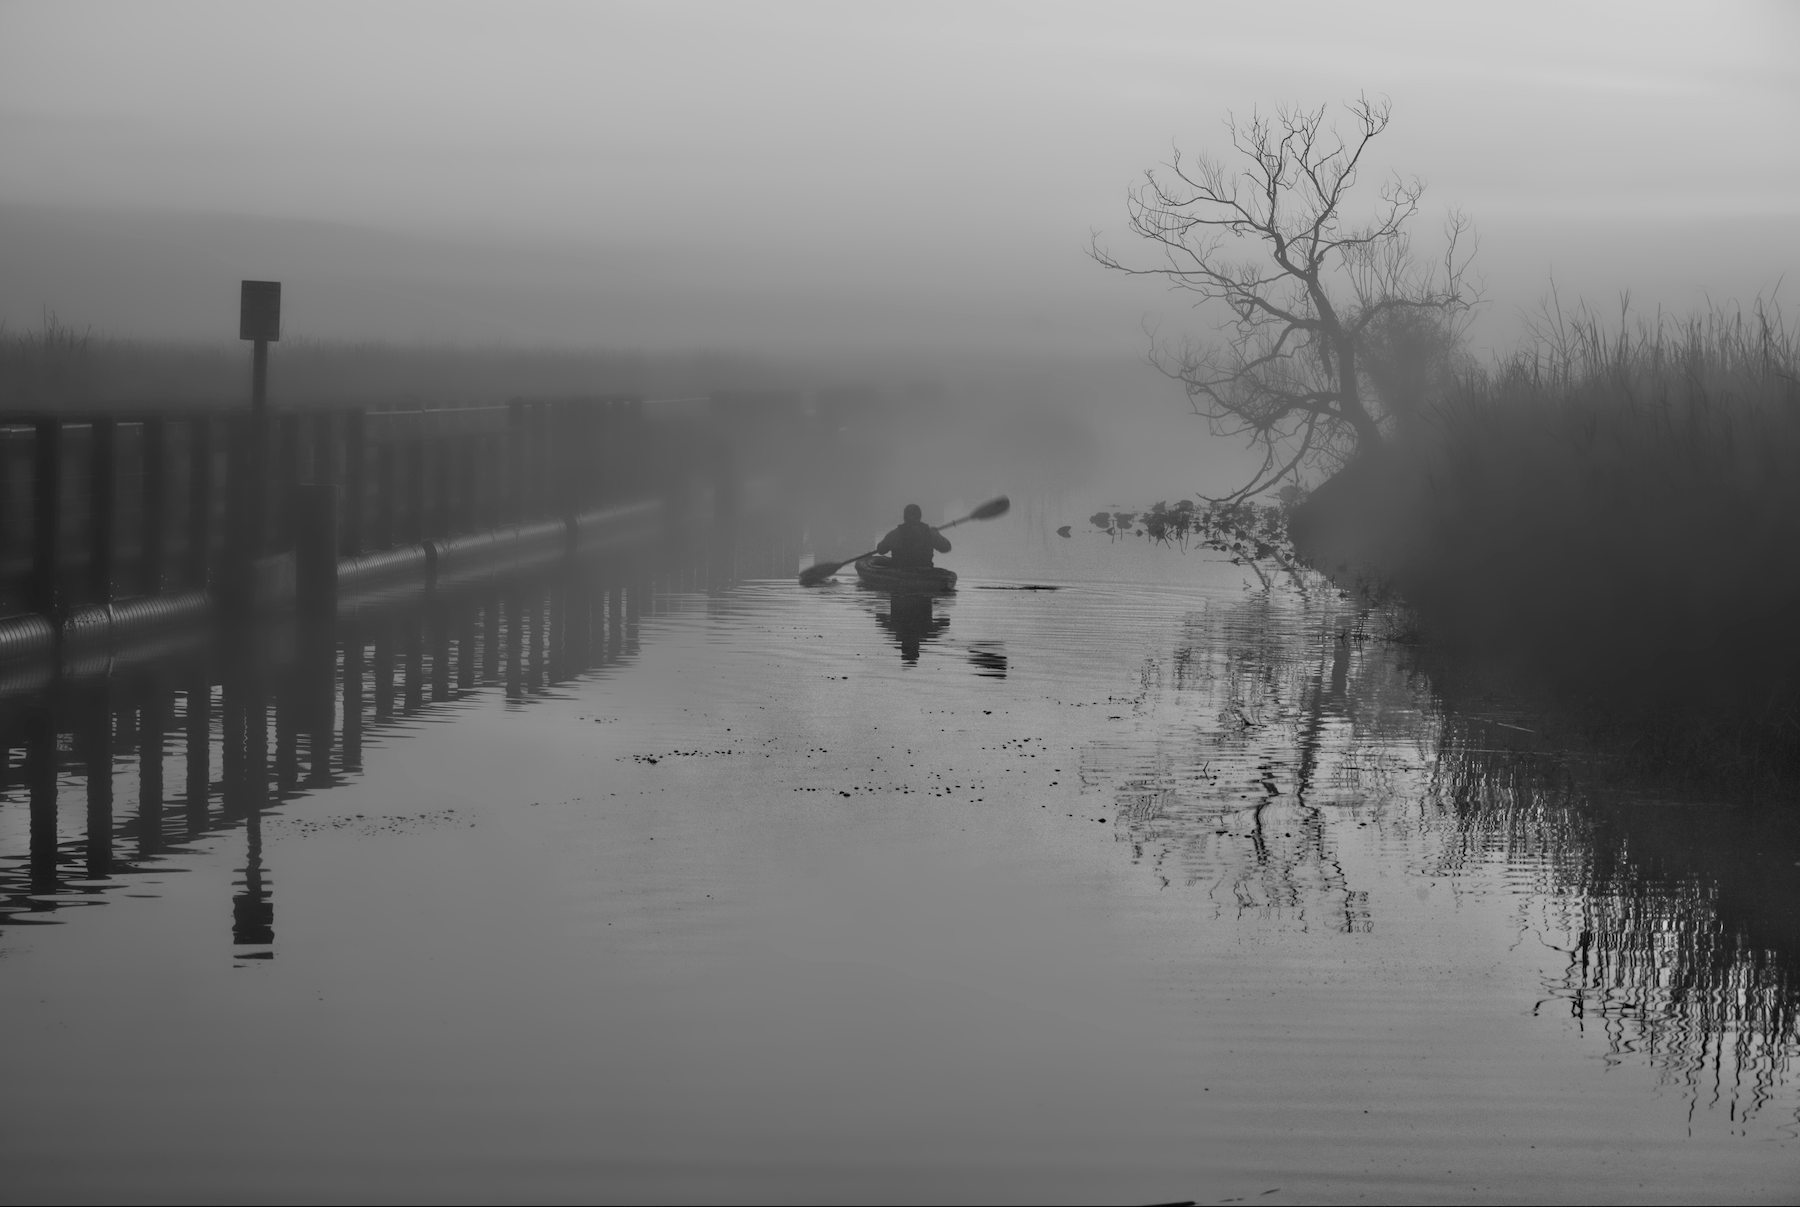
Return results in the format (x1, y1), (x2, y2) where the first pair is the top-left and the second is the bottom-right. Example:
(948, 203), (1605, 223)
(1396, 296), (1800, 783)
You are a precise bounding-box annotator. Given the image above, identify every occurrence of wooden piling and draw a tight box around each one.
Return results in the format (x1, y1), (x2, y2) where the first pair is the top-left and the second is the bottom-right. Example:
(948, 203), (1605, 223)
(506, 402), (526, 523)
(89, 418), (116, 606)
(141, 417), (166, 595)
(31, 420), (60, 616)
(294, 482), (337, 619)
(432, 436), (451, 539)
(342, 408), (365, 558)
(405, 437), (424, 545)
(187, 417), (212, 590)
(460, 432), (479, 534)
(250, 340), (269, 416)
(375, 441), (396, 550)
(274, 413), (299, 554)
(529, 403), (548, 519)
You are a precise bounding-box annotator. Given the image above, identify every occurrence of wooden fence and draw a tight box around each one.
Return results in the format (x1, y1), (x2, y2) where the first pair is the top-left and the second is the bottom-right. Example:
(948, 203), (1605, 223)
(0, 392), (807, 663)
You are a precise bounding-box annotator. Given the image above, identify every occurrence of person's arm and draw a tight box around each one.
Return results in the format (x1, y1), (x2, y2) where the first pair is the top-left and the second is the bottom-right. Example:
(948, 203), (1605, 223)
(932, 528), (952, 553)
(876, 528), (897, 555)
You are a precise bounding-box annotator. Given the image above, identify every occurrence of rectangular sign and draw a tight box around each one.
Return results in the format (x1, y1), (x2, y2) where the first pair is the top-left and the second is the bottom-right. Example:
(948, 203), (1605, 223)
(239, 280), (281, 342)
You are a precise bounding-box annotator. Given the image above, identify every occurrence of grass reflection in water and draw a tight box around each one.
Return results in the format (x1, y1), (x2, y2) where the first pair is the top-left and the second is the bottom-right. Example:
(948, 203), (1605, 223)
(1085, 590), (1800, 1124)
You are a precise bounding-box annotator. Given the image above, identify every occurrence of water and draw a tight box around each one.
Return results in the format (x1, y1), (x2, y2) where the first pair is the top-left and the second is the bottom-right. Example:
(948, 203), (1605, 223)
(0, 520), (1795, 1203)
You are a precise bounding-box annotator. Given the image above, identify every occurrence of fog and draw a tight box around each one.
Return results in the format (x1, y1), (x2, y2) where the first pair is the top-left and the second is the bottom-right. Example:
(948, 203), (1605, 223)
(6, 8), (1800, 1202)
(3, 2), (1794, 360)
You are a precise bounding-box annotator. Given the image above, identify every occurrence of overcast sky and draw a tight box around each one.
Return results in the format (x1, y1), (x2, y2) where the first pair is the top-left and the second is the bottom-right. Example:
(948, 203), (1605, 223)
(1, 0), (1795, 352)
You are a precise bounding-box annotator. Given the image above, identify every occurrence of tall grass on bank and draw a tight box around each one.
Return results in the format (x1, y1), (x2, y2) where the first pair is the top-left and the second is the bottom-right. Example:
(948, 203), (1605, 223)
(1399, 297), (1800, 781)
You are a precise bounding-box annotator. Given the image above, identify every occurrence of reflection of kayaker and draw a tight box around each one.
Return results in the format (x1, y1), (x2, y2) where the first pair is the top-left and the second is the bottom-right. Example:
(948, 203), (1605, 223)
(876, 590), (951, 664)
(876, 504), (952, 568)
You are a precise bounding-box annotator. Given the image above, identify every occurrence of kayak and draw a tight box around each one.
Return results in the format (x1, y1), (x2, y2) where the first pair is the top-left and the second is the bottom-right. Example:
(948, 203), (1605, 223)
(854, 555), (957, 593)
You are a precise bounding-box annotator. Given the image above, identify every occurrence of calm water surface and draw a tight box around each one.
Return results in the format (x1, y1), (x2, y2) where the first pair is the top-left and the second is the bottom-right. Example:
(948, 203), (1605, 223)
(0, 521), (1795, 1203)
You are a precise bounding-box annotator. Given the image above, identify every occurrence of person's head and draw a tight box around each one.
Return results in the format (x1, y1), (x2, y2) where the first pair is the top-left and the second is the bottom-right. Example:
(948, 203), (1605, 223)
(903, 503), (922, 523)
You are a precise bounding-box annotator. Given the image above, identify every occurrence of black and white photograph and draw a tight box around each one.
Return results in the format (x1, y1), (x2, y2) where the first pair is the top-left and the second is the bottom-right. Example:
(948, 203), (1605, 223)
(0, 3), (1796, 1202)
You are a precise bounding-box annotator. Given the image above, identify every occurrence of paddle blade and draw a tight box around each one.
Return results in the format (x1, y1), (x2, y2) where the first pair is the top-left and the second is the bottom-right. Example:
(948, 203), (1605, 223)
(799, 553), (863, 586)
(968, 495), (1010, 521)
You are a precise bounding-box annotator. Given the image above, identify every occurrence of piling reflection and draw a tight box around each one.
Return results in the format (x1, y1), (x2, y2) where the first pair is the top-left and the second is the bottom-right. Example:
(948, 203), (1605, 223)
(0, 521), (792, 952)
(1, 533), (1794, 1129)
(1087, 592), (1799, 1119)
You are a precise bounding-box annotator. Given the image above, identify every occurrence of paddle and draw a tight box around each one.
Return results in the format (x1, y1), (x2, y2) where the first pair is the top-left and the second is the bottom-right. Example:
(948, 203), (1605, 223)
(798, 496), (1010, 586)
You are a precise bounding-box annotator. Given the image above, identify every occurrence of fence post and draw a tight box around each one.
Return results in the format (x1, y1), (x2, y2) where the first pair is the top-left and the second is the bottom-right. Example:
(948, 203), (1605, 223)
(90, 417), (116, 606)
(187, 416), (212, 589)
(141, 416), (165, 595)
(312, 409), (335, 499)
(274, 412), (299, 555)
(554, 403), (572, 525)
(405, 435), (424, 544)
(530, 403), (548, 518)
(375, 439), (395, 550)
(588, 403), (605, 509)
(294, 481), (337, 620)
(468, 429), (482, 532)
(31, 419), (61, 616)
(506, 402), (525, 523)
(626, 399), (646, 499)
(432, 435), (451, 539)
(342, 407), (365, 558)
(221, 415), (248, 616)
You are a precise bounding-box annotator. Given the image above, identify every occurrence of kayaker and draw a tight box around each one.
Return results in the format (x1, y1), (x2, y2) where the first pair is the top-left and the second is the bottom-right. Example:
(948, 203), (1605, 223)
(876, 504), (952, 569)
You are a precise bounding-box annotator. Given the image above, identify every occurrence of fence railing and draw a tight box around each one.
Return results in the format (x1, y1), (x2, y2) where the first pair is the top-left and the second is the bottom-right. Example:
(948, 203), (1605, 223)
(0, 391), (809, 659)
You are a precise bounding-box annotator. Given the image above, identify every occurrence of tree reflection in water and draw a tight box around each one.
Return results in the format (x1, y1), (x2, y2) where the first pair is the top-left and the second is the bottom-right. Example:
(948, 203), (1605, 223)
(1084, 591), (1799, 1120)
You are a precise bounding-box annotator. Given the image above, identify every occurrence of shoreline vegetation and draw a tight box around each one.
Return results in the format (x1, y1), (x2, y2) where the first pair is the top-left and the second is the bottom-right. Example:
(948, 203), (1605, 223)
(1391, 298), (1800, 793)
(1104, 296), (1800, 796)
(1085, 97), (1800, 795)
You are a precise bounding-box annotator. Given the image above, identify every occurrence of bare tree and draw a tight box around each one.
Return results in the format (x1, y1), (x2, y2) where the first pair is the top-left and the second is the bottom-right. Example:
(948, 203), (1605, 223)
(1092, 96), (1478, 501)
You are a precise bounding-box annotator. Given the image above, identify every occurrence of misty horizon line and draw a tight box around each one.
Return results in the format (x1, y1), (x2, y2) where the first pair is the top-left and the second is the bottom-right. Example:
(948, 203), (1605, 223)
(3, 200), (1791, 362)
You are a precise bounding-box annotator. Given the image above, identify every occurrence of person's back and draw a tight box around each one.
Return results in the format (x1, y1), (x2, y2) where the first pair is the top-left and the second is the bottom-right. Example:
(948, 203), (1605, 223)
(876, 504), (951, 568)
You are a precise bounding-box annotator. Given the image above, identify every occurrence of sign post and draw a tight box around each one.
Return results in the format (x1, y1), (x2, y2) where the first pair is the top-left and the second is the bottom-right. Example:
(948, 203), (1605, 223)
(237, 281), (281, 573)
(239, 280), (281, 415)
